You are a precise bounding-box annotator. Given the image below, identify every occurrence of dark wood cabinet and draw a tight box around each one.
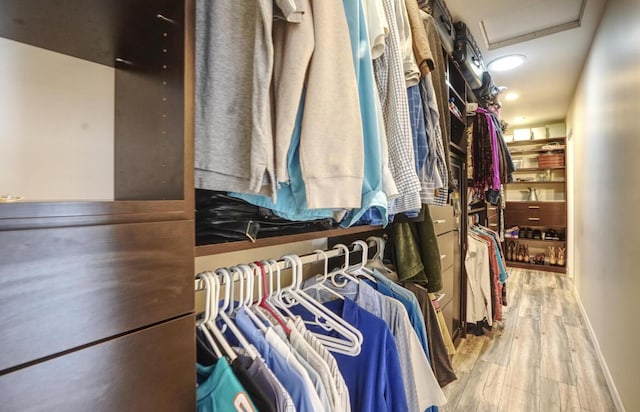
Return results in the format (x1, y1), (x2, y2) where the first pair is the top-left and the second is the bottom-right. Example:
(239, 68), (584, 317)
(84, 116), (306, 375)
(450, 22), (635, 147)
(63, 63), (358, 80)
(0, 0), (195, 408)
(504, 201), (567, 273)
(505, 201), (566, 227)
(0, 315), (195, 412)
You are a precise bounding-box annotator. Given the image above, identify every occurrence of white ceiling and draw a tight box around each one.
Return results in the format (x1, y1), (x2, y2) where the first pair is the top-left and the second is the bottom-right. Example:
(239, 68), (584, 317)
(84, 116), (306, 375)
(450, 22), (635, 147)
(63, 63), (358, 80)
(445, 0), (608, 128)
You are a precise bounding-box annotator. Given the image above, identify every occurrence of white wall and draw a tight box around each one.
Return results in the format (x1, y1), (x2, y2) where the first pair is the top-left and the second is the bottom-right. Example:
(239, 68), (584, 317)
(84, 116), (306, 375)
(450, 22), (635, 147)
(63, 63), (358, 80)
(567, 0), (640, 409)
(0, 37), (114, 201)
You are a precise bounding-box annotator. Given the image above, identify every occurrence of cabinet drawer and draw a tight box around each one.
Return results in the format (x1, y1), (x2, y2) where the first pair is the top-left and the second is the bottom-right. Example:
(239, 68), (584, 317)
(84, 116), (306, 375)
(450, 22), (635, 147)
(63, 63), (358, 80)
(437, 231), (455, 271)
(441, 299), (454, 337)
(505, 202), (566, 226)
(430, 205), (454, 235)
(439, 265), (454, 308)
(0, 220), (194, 372)
(0, 315), (195, 412)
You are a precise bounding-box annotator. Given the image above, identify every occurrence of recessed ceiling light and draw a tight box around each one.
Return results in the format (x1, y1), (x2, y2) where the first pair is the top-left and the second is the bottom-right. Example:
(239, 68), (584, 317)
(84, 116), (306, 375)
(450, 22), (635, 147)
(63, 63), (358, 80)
(488, 55), (526, 72)
(505, 92), (519, 101)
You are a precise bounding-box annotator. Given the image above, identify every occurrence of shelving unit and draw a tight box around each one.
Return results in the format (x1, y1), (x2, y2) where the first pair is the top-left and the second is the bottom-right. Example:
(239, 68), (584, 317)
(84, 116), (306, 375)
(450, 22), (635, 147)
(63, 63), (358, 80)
(510, 180), (566, 184)
(505, 132), (568, 274)
(506, 261), (566, 274)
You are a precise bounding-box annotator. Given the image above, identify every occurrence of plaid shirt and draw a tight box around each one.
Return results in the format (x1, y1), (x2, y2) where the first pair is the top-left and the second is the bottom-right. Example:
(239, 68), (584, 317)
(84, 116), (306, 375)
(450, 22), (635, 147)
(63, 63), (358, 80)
(374, 0), (422, 216)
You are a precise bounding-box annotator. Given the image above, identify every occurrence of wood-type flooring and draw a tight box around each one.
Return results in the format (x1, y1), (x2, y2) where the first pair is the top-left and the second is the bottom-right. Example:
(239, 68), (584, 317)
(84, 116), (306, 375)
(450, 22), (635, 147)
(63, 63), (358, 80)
(440, 269), (618, 412)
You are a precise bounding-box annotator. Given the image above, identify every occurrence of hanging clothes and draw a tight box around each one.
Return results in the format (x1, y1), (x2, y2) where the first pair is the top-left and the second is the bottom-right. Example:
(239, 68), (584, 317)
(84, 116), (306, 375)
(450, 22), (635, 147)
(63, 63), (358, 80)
(303, 276), (447, 411)
(392, 204), (443, 290)
(340, 0), (389, 227)
(197, 330), (295, 412)
(465, 234), (493, 325)
(232, 307), (320, 412)
(291, 297), (410, 412)
(404, 283), (458, 388)
(195, 0), (276, 197)
(196, 358), (258, 412)
(374, 0), (422, 216)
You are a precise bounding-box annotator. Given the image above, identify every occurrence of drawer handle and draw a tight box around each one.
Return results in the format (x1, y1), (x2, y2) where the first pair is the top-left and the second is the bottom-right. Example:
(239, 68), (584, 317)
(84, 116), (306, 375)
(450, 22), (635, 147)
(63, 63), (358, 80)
(440, 254), (447, 260)
(528, 217), (540, 221)
(489, 223), (498, 227)
(528, 206), (540, 209)
(433, 219), (446, 224)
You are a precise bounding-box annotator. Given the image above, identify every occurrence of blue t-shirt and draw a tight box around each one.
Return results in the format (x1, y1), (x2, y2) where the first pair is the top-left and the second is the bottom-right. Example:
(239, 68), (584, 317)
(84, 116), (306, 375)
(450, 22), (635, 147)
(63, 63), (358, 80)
(291, 297), (408, 412)
(196, 358), (257, 412)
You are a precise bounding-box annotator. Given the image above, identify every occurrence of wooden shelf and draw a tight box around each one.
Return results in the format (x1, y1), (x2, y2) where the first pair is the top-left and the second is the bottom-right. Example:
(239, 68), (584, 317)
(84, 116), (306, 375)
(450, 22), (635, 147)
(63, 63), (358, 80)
(513, 166), (565, 172)
(506, 137), (566, 147)
(504, 238), (566, 244)
(510, 148), (565, 155)
(195, 225), (384, 256)
(509, 180), (566, 184)
(506, 261), (566, 274)
(468, 207), (486, 214)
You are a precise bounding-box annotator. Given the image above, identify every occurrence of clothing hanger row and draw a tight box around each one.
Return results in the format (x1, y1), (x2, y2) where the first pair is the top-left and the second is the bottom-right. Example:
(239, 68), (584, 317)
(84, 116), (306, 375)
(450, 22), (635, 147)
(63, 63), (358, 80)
(194, 238), (390, 358)
(193, 238), (386, 292)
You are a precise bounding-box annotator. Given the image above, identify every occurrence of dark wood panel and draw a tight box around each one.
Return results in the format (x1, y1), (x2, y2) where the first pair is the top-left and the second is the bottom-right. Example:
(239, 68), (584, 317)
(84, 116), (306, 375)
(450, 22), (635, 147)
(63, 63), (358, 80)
(505, 201), (566, 227)
(0, 0), (185, 67)
(182, 0), (195, 219)
(0, 220), (194, 372)
(505, 211), (566, 227)
(506, 201), (566, 214)
(506, 261), (566, 274)
(0, 200), (189, 229)
(115, 1), (185, 200)
(0, 315), (195, 411)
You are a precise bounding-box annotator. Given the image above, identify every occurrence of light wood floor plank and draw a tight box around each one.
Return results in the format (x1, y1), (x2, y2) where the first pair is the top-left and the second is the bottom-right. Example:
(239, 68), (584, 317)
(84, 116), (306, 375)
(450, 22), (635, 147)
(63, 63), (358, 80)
(498, 385), (540, 412)
(439, 269), (618, 412)
(540, 313), (577, 385)
(540, 377), (582, 412)
(441, 371), (471, 411)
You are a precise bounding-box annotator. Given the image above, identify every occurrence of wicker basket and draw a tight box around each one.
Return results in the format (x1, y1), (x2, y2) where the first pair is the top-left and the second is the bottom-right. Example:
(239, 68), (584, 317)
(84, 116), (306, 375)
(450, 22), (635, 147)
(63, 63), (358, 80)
(537, 153), (565, 168)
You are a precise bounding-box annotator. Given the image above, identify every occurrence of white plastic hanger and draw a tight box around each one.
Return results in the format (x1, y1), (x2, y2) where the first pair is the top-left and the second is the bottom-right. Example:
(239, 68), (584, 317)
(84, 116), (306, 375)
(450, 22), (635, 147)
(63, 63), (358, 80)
(259, 259), (293, 335)
(347, 240), (377, 281)
(328, 244), (360, 287)
(198, 271), (237, 361)
(236, 264), (268, 333)
(301, 249), (346, 302)
(366, 236), (394, 275)
(196, 271), (223, 359)
(211, 269), (260, 360)
(281, 254), (362, 356)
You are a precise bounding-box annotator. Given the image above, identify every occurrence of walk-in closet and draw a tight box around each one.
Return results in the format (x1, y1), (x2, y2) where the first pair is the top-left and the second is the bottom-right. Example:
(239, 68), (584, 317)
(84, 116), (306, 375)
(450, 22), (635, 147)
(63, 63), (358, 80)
(1, 0), (638, 410)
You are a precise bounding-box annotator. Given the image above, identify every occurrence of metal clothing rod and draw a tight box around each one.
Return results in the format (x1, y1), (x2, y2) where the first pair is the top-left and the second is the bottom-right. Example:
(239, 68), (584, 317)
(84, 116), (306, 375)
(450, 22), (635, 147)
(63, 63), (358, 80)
(194, 242), (378, 291)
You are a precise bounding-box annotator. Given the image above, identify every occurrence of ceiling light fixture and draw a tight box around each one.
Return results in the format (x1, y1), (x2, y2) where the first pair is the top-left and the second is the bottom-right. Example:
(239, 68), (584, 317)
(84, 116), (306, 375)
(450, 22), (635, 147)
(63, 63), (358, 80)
(487, 54), (526, 72)
(505, 92), (519, 101)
